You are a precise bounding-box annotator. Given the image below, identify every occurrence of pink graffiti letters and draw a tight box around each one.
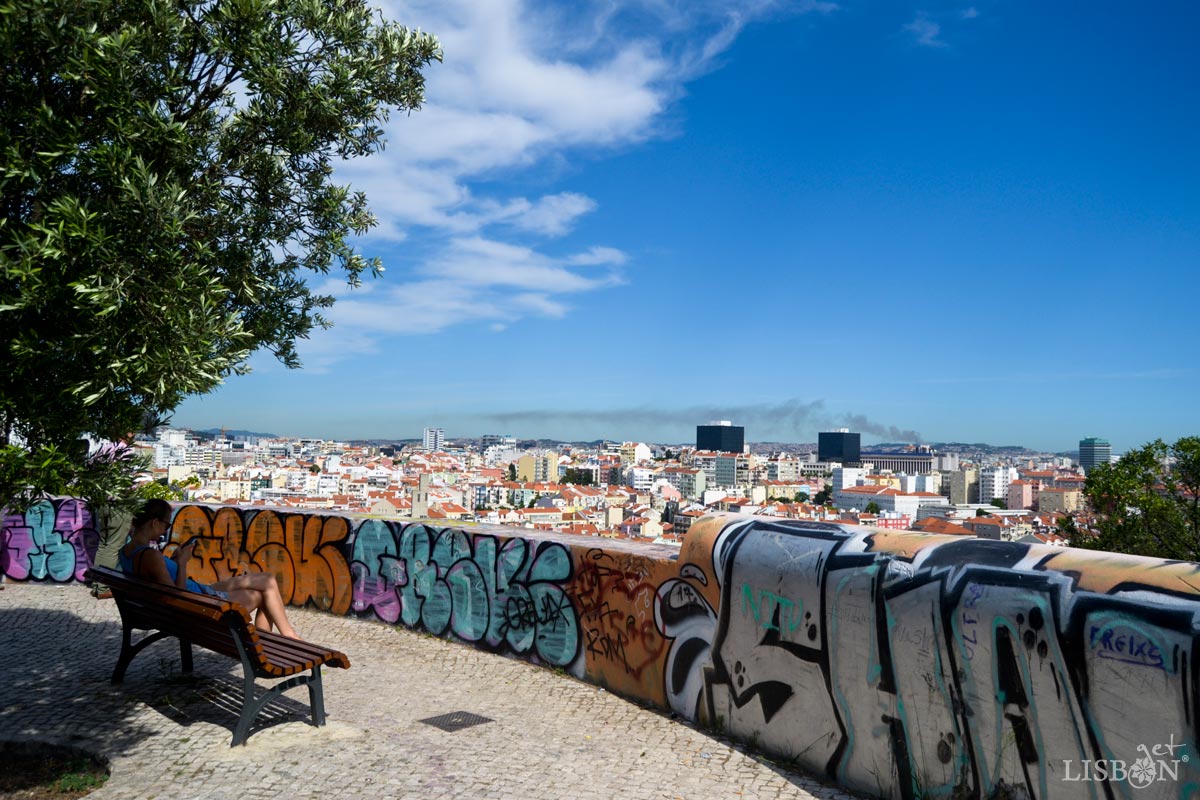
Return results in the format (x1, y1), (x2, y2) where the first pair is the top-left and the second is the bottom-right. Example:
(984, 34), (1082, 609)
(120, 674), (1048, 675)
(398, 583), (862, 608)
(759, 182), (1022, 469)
(1, 499), (96, 582)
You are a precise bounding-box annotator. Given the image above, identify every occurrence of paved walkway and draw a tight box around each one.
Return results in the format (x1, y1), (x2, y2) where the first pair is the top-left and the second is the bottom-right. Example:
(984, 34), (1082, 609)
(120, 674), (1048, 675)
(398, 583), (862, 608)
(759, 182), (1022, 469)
(0, 583), (862, 800)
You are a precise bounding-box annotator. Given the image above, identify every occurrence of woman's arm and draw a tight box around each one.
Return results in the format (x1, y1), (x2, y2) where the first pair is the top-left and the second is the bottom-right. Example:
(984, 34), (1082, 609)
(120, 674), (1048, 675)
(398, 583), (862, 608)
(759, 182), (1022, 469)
(172, 540), (197, 590)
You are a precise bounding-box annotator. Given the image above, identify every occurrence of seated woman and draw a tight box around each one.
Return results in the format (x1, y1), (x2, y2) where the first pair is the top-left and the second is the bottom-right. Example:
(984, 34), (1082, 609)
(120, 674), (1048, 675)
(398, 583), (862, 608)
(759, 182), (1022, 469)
(119, 499), (300, 639)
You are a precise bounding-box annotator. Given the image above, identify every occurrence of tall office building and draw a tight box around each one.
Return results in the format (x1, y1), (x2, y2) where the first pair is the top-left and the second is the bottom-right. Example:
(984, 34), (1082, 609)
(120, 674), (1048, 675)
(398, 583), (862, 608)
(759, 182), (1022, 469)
(818, 429), (861, 463)
(696, 421), (745, 454)
(422, 427), (445, 452)
(1079, 437), (1112, 473)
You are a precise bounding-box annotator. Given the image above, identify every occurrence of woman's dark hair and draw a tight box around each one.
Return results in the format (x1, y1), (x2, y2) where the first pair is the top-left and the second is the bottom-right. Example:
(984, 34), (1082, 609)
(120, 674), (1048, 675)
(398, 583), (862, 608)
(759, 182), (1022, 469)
(132, 498), (173, 527)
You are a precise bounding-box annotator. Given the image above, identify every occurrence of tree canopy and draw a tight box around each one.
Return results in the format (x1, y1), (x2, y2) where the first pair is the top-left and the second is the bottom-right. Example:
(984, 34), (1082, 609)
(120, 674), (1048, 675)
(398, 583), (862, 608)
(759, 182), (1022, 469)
(0, 0), (439, 507)
(561, 467), (594, 486)
(1067, 437), (1200, 561)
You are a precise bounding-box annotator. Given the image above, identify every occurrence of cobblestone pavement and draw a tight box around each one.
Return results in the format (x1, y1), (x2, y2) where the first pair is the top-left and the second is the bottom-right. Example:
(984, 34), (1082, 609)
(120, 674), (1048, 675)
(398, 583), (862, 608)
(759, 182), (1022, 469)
(1, 583), (865, 800)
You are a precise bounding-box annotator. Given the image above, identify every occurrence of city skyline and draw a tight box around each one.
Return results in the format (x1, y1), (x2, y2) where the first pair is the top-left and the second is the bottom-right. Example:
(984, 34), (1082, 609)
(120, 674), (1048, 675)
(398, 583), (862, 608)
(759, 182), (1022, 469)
(172, 419), (1113, 458)
(174, 2), (1199, 454)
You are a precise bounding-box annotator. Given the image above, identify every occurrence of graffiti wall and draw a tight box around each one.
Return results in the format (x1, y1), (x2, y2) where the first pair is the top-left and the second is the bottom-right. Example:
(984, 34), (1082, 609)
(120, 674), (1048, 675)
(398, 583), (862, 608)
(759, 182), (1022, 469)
(659, 516), (1200, 800)
(4, 503), (1199, 800)
(1, 499), (96, 582)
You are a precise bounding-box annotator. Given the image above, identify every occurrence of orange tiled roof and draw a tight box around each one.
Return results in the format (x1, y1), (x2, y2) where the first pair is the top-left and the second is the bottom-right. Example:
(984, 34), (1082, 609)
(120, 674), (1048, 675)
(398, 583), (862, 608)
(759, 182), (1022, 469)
(910, 517), (974, 536)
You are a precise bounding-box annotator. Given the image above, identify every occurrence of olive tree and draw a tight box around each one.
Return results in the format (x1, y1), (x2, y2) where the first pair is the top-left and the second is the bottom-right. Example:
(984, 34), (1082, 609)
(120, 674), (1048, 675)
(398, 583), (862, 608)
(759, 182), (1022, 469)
(0, 0), (440, 506)
(1066, 437), (1200, 561)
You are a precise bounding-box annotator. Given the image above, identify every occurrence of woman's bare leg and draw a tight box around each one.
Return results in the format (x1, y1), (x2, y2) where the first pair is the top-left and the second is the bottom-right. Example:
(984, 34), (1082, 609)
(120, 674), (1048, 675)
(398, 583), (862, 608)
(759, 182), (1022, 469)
(214, 572), (298, 638)
(254, 600), (276, 632)
(227, 588), (270, 630)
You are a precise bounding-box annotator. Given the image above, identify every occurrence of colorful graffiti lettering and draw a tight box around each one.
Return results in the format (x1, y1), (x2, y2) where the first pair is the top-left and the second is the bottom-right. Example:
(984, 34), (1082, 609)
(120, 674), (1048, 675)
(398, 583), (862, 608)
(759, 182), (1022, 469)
(741, 584), (804, 634)
(352, 521), (580, 666)
(574, 547), (672, 701)
(655, 515), (1200, 800)
(167, 505), (353, 615)
(1, 499), (96, 582)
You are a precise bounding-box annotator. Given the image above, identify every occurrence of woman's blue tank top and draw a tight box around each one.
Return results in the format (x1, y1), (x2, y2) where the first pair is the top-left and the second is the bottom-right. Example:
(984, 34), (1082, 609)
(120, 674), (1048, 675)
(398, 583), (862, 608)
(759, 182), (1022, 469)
(118, 544), (207, 594)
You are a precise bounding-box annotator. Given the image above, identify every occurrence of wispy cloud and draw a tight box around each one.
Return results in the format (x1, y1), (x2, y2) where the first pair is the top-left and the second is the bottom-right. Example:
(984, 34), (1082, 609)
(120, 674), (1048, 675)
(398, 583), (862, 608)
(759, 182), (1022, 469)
(301, 237), (628, 354)
(903, 13), (946, 47)
(314, 0), (836, 365)
(961, 6), (979, 19)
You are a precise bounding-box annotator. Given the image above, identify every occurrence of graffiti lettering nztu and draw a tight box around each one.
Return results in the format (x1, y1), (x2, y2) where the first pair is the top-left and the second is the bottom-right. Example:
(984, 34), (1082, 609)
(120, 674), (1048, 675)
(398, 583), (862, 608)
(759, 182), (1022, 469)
(741, 583), (803, 634)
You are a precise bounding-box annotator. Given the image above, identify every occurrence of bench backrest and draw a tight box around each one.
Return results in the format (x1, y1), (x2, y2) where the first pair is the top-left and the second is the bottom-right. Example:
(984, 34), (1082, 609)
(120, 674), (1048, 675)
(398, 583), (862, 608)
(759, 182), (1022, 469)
(91, 565), (257, 652)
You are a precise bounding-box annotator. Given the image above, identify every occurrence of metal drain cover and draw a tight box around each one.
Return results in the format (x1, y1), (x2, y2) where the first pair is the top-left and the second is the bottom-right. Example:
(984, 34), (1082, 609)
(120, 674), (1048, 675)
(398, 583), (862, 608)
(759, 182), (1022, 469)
(419, 711), (494, 732)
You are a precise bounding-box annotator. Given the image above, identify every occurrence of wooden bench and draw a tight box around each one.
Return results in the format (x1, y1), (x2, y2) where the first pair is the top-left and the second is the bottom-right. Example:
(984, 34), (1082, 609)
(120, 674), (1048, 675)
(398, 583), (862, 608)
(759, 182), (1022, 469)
(85, 565), (351, 746)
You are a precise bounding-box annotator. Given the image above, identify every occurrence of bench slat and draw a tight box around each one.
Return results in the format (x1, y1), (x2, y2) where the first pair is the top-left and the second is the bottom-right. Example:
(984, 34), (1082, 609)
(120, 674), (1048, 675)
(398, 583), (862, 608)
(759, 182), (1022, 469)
(259, 630), (347, 666)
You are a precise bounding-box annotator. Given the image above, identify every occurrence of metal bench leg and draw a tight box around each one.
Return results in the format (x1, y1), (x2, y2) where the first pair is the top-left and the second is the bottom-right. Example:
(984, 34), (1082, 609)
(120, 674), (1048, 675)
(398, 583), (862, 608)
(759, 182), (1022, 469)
(176, 638), (193, 676)
(230, 667), (314, 746)
(179, 638), (194, 674)
(308, 665), (326, 727)
(112, 623), (173, 684)
(229, 634), (315, 746)
(232, 659), (260, 747)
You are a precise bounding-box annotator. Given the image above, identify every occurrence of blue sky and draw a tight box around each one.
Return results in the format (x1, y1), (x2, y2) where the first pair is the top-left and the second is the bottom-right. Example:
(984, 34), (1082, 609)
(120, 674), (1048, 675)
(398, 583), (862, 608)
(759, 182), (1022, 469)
(174, 1), (1199, 454)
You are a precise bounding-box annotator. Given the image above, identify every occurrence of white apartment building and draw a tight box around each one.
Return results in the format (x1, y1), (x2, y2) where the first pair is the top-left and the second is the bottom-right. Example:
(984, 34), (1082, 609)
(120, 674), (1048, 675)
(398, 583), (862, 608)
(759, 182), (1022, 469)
(153, 443), (184, 468)
(618, 442), (653, 466)
(898, 473), (942, 494)
(265, 441), (291, 459)
(157, 428), (188, 448)
(832, 467), (867, 493)
(691, 451), (718, 486)
(303, 471), (341, 496)
(481, 434), (517, 449)
(978, 466), (1019, 504)
(423, 427), (445, 452)
(483, 445), (522, 466)
(625, 465), (657, 493)
(767, 457), (801, 482)
(183, 446), (219, 469)
(835, 485), (950, 517)
(659, 467), (706, 499)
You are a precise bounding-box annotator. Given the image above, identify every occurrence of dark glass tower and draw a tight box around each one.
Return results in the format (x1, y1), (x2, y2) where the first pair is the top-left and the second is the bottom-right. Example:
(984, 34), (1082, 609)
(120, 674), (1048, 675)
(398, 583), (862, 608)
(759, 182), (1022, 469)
(818, 431), (861, 463)
(1079, 437), (1111, 473)
(696, 423), (744, 453)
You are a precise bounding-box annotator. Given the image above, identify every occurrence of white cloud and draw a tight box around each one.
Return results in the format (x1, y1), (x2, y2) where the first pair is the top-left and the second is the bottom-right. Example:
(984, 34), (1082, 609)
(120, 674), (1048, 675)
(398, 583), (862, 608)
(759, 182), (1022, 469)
(293, 325), (389, 373)
(511, 293), (570, 318)
(423, 237), (619, 292)
(961, 7), (980, 20)
(315, 237), (629, 347)
(904, 14), (946, 47)
(508, 193), (598, 236)
(321, 0), (834, 361)
(567, 246), (629, 266)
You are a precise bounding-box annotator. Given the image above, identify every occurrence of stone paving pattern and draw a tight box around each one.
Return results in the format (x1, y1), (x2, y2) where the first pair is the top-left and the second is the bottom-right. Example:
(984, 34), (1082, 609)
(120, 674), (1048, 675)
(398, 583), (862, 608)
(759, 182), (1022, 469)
(0, 583), (865, 800)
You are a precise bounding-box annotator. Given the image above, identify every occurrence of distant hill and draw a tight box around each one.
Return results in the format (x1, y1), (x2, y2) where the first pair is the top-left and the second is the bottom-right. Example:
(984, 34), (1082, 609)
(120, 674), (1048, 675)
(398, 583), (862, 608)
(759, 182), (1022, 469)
(928, 442), (1039, 454)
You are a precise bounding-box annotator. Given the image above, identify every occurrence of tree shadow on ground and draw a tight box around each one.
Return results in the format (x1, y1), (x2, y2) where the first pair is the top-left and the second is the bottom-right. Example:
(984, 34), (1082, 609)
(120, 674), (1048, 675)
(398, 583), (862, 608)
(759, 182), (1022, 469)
(0, 607), (314, 753)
